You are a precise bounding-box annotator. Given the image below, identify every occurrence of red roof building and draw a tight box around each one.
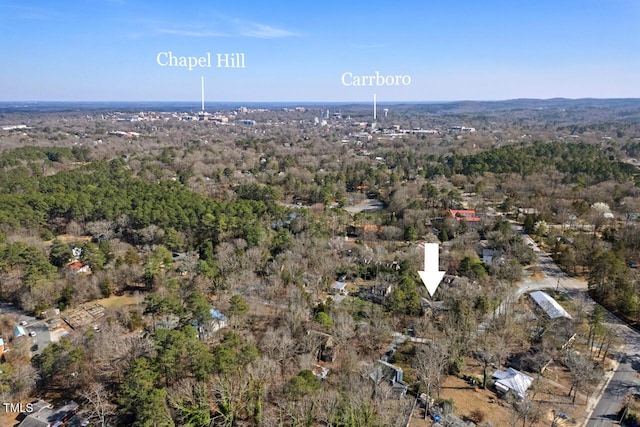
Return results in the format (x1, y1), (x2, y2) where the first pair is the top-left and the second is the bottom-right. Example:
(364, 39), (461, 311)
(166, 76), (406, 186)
(67, 262), (91, 274)
(447, 209), (482, 222)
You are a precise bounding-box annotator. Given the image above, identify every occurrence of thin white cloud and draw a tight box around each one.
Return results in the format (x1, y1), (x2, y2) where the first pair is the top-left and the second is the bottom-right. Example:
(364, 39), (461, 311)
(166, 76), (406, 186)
(129, 15), (300, 39)
(234, 20), (300, 39)
(157, 28), (231, 38)
(6, 4), (66, 21)
(350, 43), (389, 49)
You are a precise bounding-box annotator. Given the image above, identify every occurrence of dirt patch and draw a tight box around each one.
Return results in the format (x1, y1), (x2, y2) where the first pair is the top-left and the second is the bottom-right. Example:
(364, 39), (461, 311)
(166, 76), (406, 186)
(444, 375), (517, 426)
(94, 293), (144, 309)
(52, 235), (91, 244)
(0, 407), (22, 427)
(48, 326), (68, 341)
(407, 374), (517, 426)
(527, 266), (546, 280)
(408, 357), (589, 427)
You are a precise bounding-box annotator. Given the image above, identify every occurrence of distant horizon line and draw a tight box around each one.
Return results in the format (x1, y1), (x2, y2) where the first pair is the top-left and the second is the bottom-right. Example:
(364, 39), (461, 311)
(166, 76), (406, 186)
(2, 97), (640, 106)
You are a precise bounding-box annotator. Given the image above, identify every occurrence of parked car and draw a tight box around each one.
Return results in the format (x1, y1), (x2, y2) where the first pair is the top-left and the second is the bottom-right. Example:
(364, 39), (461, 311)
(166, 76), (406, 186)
(29, 331), (36, 337)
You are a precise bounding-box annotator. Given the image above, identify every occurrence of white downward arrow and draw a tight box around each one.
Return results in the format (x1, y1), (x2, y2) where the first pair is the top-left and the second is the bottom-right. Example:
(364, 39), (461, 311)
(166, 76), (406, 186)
(418, 243), (445, 297)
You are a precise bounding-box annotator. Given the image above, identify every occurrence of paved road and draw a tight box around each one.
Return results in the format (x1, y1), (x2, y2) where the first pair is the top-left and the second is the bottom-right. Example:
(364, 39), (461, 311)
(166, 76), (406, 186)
(343, 198), (385, 214)
(586, 320), (640, 426)
(27, 320), (52, 355)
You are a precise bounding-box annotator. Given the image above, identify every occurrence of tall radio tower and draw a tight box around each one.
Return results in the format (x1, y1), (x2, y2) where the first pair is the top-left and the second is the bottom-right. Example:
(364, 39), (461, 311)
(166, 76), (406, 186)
(201, 75), (205, 112)
(373, 93), (377, 121)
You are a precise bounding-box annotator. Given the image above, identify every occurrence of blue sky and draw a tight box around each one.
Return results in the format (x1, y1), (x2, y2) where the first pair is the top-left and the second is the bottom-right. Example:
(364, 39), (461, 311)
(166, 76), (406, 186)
(1, 0), (639, 102)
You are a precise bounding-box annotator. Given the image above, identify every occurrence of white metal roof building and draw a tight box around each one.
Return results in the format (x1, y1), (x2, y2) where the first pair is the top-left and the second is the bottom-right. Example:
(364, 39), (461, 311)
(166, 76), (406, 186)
(529, 291), (572, 319)
(492, 368), (534, 399)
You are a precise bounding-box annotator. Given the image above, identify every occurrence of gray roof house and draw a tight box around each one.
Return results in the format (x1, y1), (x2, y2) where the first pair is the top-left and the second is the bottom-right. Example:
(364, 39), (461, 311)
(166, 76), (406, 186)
(18, 400), (79, 427)
(370, 360), (409, 397)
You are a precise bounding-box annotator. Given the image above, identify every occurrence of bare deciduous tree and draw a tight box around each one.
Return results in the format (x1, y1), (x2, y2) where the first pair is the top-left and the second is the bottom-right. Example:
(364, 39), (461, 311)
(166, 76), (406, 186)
(259, 327), (295, 364)
(414, 340), (449, 415)
(9, 363), (38, 400)
(564, 349), (601, 404)
(80, 382), (116, 427)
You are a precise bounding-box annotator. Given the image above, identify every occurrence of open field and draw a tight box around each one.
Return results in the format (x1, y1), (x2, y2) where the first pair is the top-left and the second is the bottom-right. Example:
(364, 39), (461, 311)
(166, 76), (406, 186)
(94, 293), (144, 309)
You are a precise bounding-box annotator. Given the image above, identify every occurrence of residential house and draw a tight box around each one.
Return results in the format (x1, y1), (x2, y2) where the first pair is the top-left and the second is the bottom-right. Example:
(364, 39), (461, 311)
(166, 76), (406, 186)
(318, 336), (337, 363)
(442, 274), (470, 288)
(153, 313), (181, 331)
(422, 298), (447, 312)
(208, 309), (229, 332)
(172, 251), (199, 276)
(370, 360), (409, 397)
(14, 325), (27, 338)
(518, 208), (539, 215)
(492, 368), (534, 400)
(358, 283), (392, 305)
(67, 262), (91, 274)
(330, 281), (347, 296)
(193, 308), (228, 340)
(18, 400), (79, 427)
(311, 364), (329, 380)
(432, 413), (476, 427)
(446, 209), (481, 223)
(482, 249), (503, 266)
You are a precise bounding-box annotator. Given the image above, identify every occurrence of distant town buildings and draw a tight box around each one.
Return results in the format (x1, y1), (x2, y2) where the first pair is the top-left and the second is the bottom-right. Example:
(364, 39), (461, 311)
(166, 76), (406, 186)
(1, 125), (28, 131)
(237, 119), (256, 126)
(449, 126), (476, 132)
(108, 131), (140, 138)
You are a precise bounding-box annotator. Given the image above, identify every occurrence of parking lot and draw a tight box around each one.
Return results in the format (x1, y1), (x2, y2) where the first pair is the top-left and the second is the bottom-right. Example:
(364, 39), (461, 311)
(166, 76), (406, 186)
(1, 302), (56, 355)
(27, 321), (53, 355)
